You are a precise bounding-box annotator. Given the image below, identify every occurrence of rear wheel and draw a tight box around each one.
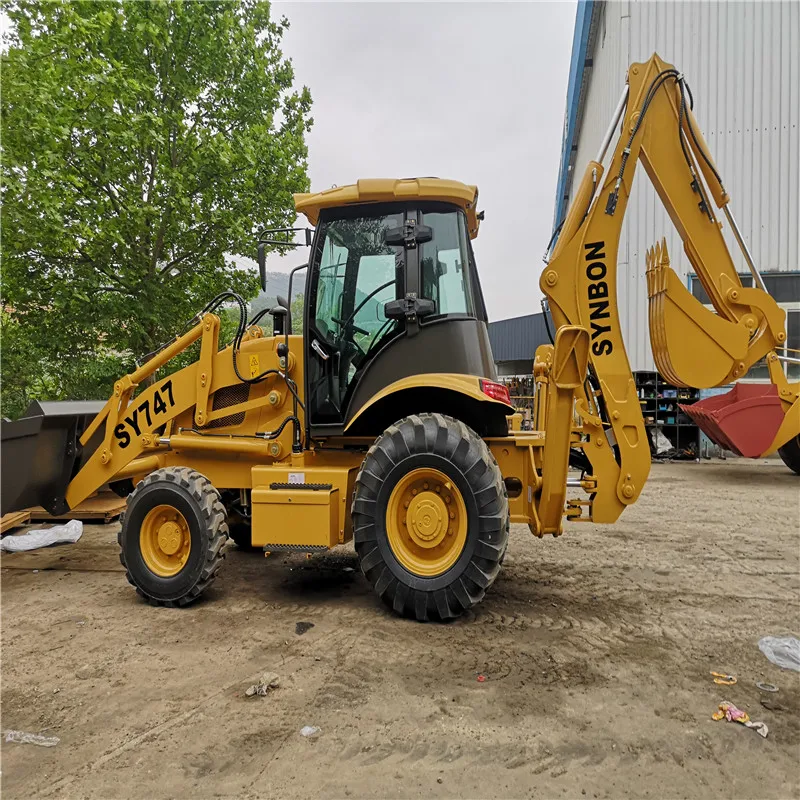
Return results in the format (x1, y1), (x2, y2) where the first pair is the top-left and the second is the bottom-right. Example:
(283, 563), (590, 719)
(118, 467), (228, 606)
(778, 435), (800, 475)
(352, 413), (509, 621)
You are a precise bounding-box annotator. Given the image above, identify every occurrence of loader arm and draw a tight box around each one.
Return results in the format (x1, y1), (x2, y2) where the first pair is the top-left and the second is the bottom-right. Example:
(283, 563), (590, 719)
(540, 54), (799, 524)
(0, 309), (304, 516)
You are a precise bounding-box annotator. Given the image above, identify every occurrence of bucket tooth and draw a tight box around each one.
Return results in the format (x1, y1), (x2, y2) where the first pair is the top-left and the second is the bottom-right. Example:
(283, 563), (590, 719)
(646, 239), (681, 385)
(644, 236), (748, 388)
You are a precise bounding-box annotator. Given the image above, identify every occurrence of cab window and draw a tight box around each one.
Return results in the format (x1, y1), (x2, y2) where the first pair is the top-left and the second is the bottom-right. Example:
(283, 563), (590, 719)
(420, 211), (475, 317)
(309, 212), (405, 423)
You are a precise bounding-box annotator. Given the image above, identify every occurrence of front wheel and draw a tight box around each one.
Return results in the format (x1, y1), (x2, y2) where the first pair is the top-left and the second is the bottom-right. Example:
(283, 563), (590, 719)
(352, 413), (509, 621)
(118, 467), (228, 606)
(778, 435), (800, 475)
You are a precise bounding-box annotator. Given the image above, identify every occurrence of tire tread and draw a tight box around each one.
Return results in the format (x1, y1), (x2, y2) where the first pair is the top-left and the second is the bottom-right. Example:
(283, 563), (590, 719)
(118, 467), (228, 607)
(352, 413), (508, 621)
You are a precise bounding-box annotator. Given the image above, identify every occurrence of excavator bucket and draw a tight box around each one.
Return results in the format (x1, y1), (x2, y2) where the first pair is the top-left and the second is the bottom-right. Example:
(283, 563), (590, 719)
(680, 383), (785, 458)
(1, 400), (104, 517)
(646, 239), (748, 388)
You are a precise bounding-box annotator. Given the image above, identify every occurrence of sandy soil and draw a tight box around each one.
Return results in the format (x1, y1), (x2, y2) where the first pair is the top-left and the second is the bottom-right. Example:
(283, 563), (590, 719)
(1, 460), (798, 799)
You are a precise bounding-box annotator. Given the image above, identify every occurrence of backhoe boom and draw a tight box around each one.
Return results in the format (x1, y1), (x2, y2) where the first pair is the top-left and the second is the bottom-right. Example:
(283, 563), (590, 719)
(538, 53), (798, 524)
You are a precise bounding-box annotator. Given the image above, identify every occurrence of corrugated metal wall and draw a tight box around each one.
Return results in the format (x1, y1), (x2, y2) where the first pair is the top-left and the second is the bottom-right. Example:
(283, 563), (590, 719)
(488, 312), (550, 363)
(570, 0), (800, 371)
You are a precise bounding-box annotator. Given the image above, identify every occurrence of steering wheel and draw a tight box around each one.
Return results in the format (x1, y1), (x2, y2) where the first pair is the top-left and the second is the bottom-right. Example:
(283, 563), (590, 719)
(331, 278), (396, 341)
(331, 316), (369, 337)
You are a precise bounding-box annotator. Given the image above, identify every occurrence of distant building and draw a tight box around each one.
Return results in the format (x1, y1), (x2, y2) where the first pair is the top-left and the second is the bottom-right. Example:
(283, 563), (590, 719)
(487, 313), (550, 376)
(553, 0), (799, 377)
(489, 0), (799, 381)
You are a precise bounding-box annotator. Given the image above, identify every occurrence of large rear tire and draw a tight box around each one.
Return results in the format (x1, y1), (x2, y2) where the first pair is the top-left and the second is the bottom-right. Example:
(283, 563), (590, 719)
(118, 467), (228, 606)
(778, 435), (800, 475)
(352, 413), (509, 621)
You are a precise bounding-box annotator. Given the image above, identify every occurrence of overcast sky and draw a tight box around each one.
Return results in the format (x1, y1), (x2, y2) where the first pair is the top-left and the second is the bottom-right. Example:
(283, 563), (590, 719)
(268, 1), (576, 320)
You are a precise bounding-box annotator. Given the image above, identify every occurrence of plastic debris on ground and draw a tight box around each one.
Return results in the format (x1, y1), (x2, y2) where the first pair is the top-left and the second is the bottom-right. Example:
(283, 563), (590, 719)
(710, 671), (737, 685)
(477, 674), (487, 683)
(712, 702), (769, 738)
(4, 730), (60, 747)
(0, 519), (83, 553)
(244, 672), (280, 697)
(300, 726), (321, 738)
(756, 681), (779, 693)
(758, 636), (800, 672)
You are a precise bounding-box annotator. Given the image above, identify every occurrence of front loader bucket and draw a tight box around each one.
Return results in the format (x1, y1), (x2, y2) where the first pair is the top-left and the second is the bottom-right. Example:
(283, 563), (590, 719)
(1, 400), (105, 517)
(680, 384), (784, 458)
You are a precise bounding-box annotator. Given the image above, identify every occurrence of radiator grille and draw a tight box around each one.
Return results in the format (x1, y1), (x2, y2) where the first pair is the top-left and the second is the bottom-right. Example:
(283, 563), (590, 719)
(208, 383), (250, 428)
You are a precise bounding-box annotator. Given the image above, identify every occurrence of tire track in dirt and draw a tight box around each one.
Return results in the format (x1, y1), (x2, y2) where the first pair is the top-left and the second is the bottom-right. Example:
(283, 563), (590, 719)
(37, 627), (352, 799)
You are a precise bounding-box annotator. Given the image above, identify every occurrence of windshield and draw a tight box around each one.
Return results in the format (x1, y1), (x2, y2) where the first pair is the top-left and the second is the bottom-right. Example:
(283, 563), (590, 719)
(315, 212), (404, 351)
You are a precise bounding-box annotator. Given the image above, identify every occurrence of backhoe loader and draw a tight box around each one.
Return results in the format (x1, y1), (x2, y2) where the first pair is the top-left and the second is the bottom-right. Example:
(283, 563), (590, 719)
(2, 54), (798, 620)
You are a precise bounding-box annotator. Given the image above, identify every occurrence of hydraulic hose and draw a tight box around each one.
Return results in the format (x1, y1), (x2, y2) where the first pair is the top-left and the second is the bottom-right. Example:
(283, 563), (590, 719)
(139, 290), (306, 449)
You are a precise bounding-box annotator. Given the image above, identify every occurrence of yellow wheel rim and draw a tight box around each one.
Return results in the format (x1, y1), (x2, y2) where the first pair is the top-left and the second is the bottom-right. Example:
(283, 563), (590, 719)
(386, 467), (468, 577)
(139, 504), (192, 577)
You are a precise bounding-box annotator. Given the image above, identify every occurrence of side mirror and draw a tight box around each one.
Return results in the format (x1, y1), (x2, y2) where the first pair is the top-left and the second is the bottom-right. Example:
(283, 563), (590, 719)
(383, 224), (433, 247)
(257, 242), (267, 292)
(384, 297), (435, 320)
(274, 295), (290, 336)
(414, 225), (433, 245)
(271, 304), (287, 336)
(415, 298), (435, 317)
(383, 299), (405, 320)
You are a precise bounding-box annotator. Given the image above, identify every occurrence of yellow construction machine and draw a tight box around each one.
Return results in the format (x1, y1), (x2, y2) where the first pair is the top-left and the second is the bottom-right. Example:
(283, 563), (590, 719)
(2, 55), (798, 620)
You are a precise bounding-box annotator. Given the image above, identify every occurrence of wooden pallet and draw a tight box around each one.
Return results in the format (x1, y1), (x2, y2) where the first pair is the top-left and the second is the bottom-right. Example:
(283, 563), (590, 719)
(27, 492), (126, 524)
(1, 510), (32, 534)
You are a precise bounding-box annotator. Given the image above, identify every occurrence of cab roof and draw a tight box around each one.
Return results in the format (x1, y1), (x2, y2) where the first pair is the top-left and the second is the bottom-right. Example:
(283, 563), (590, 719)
(293, 178), (481, 239)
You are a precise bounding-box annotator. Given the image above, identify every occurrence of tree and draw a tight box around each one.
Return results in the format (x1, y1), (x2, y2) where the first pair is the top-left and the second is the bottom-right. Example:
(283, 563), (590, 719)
(291, 292), (304, 334)
(1, 0), (312, 418)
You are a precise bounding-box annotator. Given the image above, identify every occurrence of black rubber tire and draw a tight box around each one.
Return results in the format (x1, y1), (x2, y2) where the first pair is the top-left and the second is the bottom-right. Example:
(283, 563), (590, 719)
(778, 435), (800, 475)
(352, 413), (509, 621)
(118, 467), (228, 606)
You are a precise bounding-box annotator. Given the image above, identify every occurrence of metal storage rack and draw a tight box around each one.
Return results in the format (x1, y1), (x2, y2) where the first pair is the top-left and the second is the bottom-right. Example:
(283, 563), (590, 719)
(635, 371), (700, 457)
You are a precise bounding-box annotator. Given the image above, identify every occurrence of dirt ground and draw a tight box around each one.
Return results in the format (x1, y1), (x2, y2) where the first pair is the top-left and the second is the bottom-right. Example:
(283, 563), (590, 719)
(1, 460), (798, 799)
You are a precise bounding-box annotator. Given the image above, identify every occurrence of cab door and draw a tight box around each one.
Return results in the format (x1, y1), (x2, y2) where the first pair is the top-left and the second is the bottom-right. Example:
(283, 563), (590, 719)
(305, 208), (408, 433)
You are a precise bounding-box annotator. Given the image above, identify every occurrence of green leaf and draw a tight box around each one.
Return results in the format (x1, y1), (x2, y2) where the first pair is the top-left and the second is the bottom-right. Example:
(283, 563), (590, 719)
(1, 0), (312, 418)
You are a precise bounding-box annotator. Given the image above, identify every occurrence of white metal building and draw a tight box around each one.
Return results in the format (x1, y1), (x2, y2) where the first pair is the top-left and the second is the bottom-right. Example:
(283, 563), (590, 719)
(553, 0), (800, 376)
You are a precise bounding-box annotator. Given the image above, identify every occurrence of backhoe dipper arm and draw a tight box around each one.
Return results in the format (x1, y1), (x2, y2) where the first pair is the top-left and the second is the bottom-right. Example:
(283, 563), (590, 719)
(540, 54), (793, 525)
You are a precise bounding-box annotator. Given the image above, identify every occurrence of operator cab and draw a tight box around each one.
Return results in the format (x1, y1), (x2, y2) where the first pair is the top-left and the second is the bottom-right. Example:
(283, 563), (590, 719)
(292, 179), (499, 438)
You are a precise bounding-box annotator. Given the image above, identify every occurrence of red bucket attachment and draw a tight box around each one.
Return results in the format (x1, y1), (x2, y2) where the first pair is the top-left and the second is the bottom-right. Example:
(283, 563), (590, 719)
(680, 384), (784, 458)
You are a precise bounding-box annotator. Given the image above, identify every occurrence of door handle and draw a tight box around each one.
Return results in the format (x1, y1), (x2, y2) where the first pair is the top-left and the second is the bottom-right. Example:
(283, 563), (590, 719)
(311, 339), (330, 361)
